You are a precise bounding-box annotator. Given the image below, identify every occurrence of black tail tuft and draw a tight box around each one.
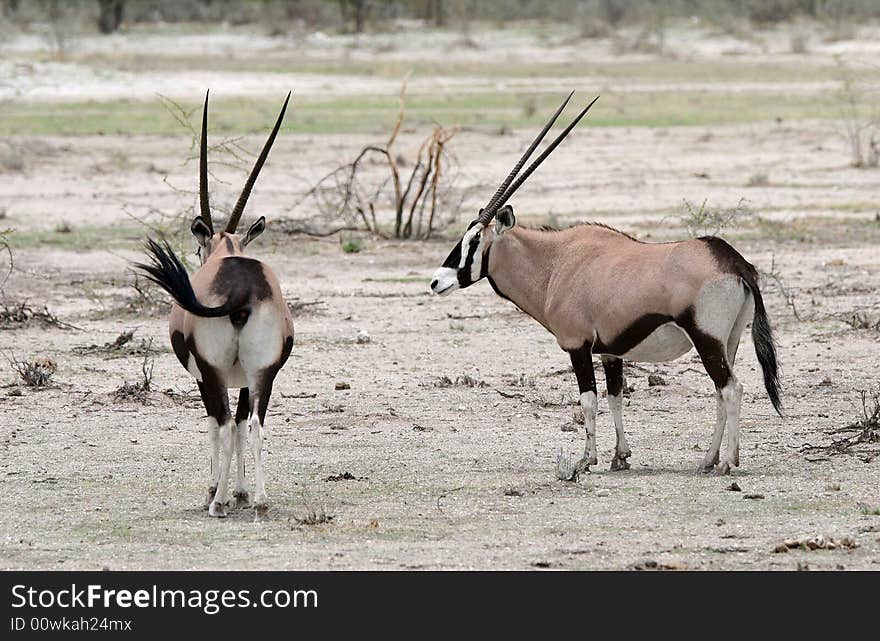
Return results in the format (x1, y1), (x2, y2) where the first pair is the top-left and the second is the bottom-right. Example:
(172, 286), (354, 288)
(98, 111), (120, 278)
(133, 239), (236, 318)
(747, 282), (783, 417)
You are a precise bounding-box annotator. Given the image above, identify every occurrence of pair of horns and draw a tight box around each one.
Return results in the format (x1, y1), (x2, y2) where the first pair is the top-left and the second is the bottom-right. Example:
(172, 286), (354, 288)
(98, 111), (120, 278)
(199, 90), (291, 234)
(477, 92), (599, 227)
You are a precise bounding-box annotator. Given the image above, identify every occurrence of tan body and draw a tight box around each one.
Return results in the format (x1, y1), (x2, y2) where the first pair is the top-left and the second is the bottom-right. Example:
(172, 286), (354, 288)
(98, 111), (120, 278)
(487, 225), (740, 353)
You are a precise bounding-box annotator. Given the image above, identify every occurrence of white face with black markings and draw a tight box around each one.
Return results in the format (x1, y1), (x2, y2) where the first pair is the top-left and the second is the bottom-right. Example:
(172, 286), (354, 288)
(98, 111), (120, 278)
(430, 206), (516, 296)
(430, 220), (489, 296)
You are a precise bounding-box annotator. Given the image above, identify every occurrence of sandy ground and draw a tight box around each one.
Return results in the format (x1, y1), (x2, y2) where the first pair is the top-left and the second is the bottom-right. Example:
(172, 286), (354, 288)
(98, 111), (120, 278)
(1, 24), (879, 570)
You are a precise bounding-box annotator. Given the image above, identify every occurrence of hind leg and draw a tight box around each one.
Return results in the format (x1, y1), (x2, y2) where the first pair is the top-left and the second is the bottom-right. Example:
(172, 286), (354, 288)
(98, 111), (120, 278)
(718, 377), (743, 474)
(202, 414), (220, 508)
(197, 374), (232, 517)
(602, 356), (631, 471)
(686, 327), (741, 475)
(711, 298), (751, 474)
(232, 388), (251, 509)
(702, 390), (725, 472)
(246, 373), (277, 520)
(684, 279), (749, 474)
(197, 380), (226, 509)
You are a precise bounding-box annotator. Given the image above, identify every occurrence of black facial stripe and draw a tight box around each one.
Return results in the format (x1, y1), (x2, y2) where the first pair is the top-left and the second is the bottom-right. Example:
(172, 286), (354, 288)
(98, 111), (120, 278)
(457, 236), (482, 288)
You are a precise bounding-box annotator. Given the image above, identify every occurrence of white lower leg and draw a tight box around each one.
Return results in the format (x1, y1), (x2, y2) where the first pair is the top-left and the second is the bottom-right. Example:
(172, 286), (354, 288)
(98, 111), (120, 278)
(703, 390), (726, 470)
(719, 379), (743, 475)
(608, 394), (631, 469)
(233, 420), (249, 505)
(208, 420), (234, 517)
(249, 413), (268, 511)
(204, 417), (220, 507)
(578, 391), (598, 468)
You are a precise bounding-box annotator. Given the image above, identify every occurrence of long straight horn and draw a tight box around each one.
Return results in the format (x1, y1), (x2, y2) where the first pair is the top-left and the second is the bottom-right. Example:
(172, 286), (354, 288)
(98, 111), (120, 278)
(225, 91), (292, 233)
(199, 90), (212, 232)
(477, 91), (574, 226)
(491, 95), (599, 212)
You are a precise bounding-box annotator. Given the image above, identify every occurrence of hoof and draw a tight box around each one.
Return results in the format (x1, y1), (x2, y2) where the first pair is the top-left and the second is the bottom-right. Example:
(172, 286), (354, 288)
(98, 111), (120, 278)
(233, 491), (251, 509)
(717, 462), (731, 476)
(610, 456), (631, 471)
(208, 501), (228, 518)
(254, 503), (269, 522)
(700, 463), (716, 475)
(203, 485), (218, 509)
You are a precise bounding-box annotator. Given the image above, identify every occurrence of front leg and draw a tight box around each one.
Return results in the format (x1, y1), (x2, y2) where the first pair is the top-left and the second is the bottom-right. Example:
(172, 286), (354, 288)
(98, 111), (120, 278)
(568, 345), (598, 476)
(602, 356), (631, 471)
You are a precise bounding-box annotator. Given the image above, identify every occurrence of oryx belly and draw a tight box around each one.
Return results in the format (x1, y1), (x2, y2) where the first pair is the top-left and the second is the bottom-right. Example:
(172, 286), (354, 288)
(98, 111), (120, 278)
(619, 322), (693, 363)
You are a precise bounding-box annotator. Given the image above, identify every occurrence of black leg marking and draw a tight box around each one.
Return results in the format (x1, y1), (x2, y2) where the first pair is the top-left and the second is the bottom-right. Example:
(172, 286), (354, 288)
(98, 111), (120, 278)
(232, 387), (251, 508)
(568, 344), (597, 395)
(170, 330), (189, 370)
(677, 308), (731, 390)
(235, 387), (250, 424)
(601, 355), (623, 398)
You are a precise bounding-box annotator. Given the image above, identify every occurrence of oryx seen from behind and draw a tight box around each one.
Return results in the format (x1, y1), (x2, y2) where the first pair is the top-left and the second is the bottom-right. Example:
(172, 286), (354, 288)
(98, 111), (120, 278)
(431, 92), (782, 477)
(136, 91), (294, 518)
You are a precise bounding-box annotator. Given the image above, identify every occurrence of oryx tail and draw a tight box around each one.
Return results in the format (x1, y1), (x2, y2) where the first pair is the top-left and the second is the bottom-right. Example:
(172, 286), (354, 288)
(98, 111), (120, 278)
(746, 277), (782, 417)
(136, 239), (245, 318)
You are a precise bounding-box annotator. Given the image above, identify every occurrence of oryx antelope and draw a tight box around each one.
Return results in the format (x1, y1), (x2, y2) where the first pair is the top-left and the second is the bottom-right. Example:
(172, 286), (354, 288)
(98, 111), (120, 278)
(135, 91), (294, 518)
(430, 92), (782, 477)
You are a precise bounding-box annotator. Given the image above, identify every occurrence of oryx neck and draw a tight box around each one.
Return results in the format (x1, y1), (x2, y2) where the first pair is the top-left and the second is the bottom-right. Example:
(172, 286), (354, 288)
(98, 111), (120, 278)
(487, 226), (557, 329)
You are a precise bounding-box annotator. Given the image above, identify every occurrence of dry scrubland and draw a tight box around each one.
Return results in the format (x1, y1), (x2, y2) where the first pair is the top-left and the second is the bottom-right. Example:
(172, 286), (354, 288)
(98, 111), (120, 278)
(1, 19), (879, 570)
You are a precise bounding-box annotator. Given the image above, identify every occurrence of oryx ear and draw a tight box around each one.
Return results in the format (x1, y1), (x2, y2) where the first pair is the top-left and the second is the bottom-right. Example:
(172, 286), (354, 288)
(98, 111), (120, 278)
(242, 216), (266, 247)
(191, 217), (212, 246)
(495, 205), (516, 235)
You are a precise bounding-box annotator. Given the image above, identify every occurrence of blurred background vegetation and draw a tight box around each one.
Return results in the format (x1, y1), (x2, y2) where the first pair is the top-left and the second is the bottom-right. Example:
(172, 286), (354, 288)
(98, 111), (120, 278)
(3, 0), (880, 36)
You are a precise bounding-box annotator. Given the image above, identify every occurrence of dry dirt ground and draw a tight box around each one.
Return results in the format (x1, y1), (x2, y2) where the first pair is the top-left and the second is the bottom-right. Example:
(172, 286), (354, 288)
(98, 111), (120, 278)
(1, 23), (879, 570)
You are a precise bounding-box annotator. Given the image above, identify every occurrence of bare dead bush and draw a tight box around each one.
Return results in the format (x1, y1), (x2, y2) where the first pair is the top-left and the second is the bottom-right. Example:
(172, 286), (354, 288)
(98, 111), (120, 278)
(678, 197), (752, 237)
(839, 310), (880, 331)
(116, 274), (170, 317)
(0, 301), (77, 330)
(7, 353), (56, 387)
(74, 328), (154, 356)
(299, 77), (462, 240)
(113, 339), (155, 404)
(292, 494), (334, 526)
(833, 56), (879, 168)
(428, 374), (487, 389)
(802, 386), (880, 460)
(0, 226), (12, 291)
(760, 253), (804, 321)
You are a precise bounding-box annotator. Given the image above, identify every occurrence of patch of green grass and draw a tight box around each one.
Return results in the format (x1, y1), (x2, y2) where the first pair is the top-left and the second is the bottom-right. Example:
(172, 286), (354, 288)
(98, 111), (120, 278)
(9, 224), (145, 251)
(0, 90), (866, 137)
